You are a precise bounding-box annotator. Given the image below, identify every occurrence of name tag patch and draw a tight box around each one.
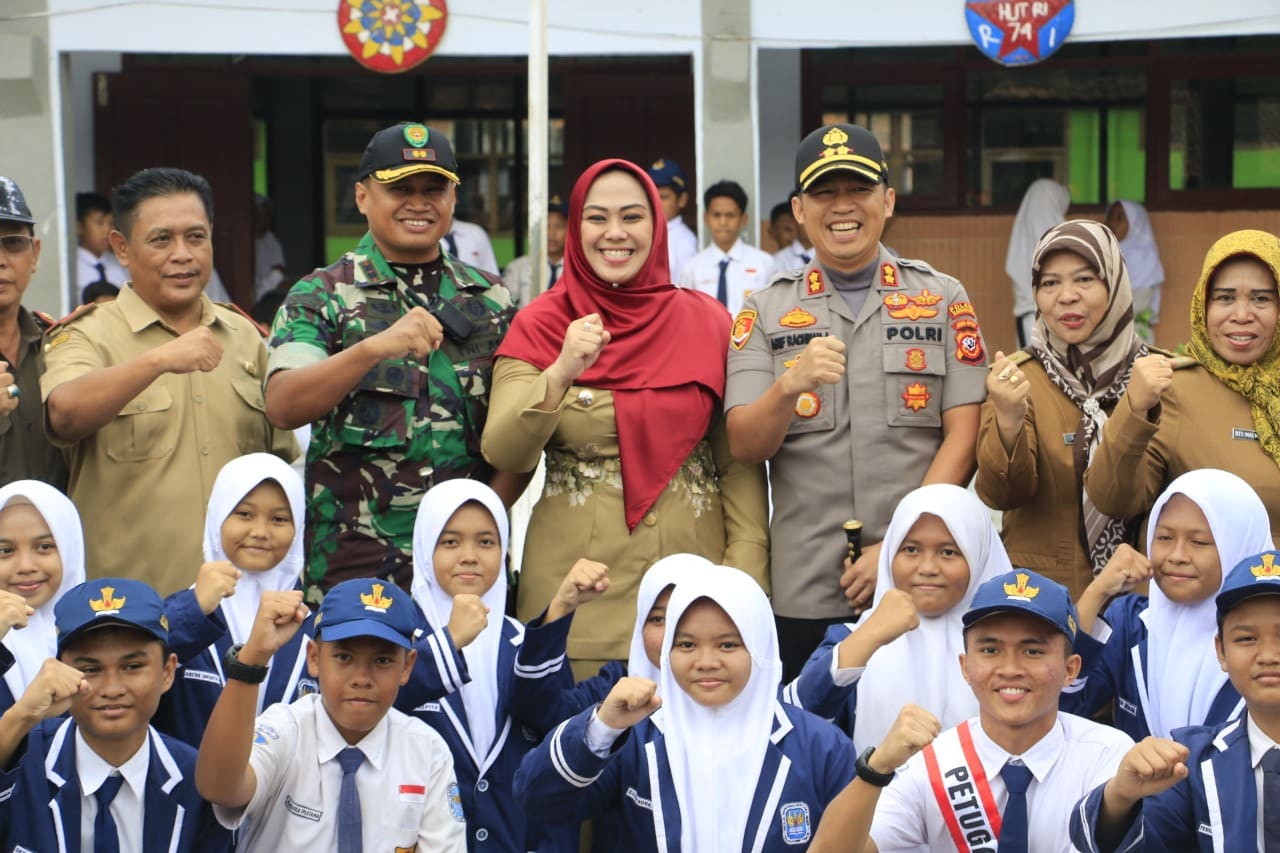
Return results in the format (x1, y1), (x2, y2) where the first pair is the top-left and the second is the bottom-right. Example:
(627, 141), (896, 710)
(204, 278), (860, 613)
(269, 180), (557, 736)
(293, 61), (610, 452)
(1062, 432), (1075, 446)
(286, 795), (322, 822)
(780, 802), (812, 845)
(1117, 697), (1138, 717)
(1232, 428), (1259, 441)
(625, 787), (653, 811)
(182, 668), (222, 684)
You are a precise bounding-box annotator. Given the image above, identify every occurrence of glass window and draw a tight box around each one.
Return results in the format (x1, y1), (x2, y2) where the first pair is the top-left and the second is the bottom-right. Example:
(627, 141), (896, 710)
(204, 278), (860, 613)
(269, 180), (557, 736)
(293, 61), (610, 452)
(821, 84), (946, 197)
(1169, 76), (1280, 190)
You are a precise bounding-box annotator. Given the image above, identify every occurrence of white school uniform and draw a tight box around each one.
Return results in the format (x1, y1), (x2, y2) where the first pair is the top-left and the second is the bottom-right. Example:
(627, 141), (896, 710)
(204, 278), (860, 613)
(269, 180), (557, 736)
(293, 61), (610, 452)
(76, 245), (126, 292)
(77, 729), (147, 853)
(665, 216), (697, 281)
(677, 238), (774, 316)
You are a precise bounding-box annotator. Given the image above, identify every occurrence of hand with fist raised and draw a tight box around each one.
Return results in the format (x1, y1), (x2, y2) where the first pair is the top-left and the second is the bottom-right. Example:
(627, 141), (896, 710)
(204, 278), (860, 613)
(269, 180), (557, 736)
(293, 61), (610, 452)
(597, 676), (662, 730)
(448, 593), (490, 649)
(546, 559), (610, 623)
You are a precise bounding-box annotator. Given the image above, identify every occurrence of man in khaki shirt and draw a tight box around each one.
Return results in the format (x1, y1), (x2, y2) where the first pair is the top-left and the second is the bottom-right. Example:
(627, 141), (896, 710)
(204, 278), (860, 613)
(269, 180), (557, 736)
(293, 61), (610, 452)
(42, 168), (294, 594)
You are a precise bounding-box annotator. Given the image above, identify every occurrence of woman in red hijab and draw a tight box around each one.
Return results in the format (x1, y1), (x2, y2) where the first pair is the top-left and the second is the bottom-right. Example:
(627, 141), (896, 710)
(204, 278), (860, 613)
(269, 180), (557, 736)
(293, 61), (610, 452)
(482, 159), (769, 677)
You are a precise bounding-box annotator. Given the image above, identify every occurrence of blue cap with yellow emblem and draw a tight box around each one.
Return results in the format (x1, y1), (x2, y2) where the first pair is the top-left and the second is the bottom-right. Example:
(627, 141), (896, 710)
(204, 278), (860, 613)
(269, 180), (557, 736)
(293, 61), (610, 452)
(962, 569), (1078, 647)
(357, 122), (460, 185)
(1216, 550), (1280, 625)
(646, 158), (688, 193)
(315, 578), (417, 649)
(54, 578), (170, 654)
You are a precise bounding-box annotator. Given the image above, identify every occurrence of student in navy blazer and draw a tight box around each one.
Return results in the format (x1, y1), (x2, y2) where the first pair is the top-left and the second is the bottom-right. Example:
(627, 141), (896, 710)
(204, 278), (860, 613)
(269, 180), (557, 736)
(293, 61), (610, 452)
(1071, 549), (1280, 852)
(1062, 469), (1272, 740)
(515, 564), (857, 852)
(156, 454), (314, 747)
(0, 578), (229, 852)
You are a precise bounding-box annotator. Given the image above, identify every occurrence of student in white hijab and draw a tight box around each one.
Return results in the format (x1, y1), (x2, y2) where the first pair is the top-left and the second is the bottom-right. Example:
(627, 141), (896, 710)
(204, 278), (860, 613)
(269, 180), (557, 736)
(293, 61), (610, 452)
(1006, 177), (1070, 347)
(839, 483), (1014, 750)
(158, 453), (309, 746)
(0, 481), (86, 712)
(515, 563), (857, 852)
(1106, 199), (1165, 342)
(627, 553), (709, 682)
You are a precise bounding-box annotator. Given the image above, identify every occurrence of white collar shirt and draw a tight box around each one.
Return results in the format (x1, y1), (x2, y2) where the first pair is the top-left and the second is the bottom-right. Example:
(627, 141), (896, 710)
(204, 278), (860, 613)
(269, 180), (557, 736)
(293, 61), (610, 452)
(1247, 713), (1279, 846)
(77, 727), (149, 853)
(676, 238), (775, 316)
(214, 693), (465, 852)
(869, 714), (1133, 852)
(665, 216), (698, 283)
(75, 245), (127, 291)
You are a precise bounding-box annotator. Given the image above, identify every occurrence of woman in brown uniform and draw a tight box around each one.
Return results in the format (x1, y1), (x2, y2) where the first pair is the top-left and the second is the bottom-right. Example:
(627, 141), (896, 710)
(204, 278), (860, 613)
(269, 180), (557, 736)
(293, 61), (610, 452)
(481, 159), (768, 677)
(976, 221), (1149, 597)
(1085, 229), (1280, 543)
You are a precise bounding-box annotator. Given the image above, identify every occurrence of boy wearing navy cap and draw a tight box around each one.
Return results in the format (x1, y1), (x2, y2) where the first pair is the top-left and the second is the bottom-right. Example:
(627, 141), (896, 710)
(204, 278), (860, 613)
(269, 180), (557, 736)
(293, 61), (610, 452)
(646, 157), (698, 279)
(809, 569), (1131, 852)
(0, 578), (231, 851)
(1070, 549), (1280, 852)
(196, 579), (465, 851)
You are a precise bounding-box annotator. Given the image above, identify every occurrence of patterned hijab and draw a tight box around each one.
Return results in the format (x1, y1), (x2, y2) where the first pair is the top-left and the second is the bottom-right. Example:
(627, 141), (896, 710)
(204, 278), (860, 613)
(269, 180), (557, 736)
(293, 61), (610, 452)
(1184, 230), (1280, 469)
(1028, 220), (1146, 573)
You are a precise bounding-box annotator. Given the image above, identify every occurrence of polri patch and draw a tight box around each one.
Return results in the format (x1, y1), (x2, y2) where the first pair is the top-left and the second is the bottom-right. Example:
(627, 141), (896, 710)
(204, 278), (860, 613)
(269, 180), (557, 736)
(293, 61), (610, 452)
(906, 348), (927, 371)
(947, 301), (976, 319)
(730, 309), (758, 350)
(952, 317), (985, 365)
(780, 802), (812, 845)
(902, 382), (931, 412)
(779, 307), (817, 328)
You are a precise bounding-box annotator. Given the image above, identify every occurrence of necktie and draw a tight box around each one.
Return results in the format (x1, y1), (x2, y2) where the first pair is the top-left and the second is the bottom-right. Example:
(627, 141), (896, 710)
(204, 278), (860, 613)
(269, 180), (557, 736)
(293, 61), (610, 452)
(443, 232), (459, 259)
(999, 761), (1033, 853)
(337, 747), (366, 853)
(93, 773), (125, 853)
(1264, 747), (1280, 852)
(716, 257), (730, 306)
(800, 252), (811, 264)
(548, 261), (560, 287)
(94, 261), (106, 283)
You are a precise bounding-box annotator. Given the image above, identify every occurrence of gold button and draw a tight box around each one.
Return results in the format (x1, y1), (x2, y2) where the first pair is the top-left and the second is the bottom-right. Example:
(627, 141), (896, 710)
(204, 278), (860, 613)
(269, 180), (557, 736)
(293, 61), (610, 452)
(643, 512), (657, 527)
(200, 447), (209, 456)
(135, 402), (146, 411)
(194, 394), (204, 404)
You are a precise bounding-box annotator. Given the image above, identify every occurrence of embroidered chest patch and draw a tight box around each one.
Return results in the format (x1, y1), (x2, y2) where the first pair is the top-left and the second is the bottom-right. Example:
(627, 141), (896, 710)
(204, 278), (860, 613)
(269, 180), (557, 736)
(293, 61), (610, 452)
(780, 802), (812, 845)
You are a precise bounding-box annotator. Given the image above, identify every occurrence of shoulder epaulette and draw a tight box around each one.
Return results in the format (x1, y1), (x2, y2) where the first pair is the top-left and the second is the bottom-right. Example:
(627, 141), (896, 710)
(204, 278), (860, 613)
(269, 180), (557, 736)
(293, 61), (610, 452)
(1147, 344), (1197, 369)
(896, 255), (960, 284)
(46, 302), (98, 331)
(32, 310), (56, 332)
(215, 301), (268, 338)
(1007, 350), (1033, 366)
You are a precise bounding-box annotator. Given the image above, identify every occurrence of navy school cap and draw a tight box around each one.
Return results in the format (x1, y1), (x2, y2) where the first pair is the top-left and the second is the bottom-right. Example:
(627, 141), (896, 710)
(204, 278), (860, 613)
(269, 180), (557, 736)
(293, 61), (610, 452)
(962, 569), (1078, 647)
(647, 158), (688, 192)
(315, 578), (416, 649)
(1216, 550), (1280, 623)
(794, 124), (889, 192)
(55, 578), (170, 654)
(0, 176), (35, 225)
(357, 122), (460, 185)
(548, 194), (568, 216)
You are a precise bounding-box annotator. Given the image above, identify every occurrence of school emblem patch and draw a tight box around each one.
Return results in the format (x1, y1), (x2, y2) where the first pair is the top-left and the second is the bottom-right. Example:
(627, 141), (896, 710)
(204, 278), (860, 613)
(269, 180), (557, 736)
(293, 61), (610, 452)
(731, 309), (758, 350)
(795, 392), (821, 419)
(780, 802), (812, 845)
(361, 583), (393, 613)
(1003, 572), (1040, 600)
(905, 348), (927, 371)
(902, 382), (930, 412)
(89, 586), (126, 615)
(1251, 552), (1280, 579)
(779, 307), (817, 328)
(447, 782), (465, 822)
(952, 317), (985, 365)
(806, 269), (825, 296)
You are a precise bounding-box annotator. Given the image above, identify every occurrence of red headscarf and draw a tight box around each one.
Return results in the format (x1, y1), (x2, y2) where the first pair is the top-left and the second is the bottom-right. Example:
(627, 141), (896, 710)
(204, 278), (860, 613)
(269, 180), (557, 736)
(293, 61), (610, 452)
(496, 159), (731, 529)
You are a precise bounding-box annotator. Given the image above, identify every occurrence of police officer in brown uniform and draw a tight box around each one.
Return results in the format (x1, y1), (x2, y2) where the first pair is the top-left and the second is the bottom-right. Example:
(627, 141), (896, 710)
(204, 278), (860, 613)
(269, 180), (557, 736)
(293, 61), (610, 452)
(725, 124), (988, 678)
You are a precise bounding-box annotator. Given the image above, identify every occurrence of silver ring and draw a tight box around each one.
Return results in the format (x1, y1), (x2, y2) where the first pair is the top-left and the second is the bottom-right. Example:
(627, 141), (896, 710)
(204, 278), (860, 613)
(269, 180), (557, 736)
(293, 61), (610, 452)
(4, 384), (17, 399)
(583, 321), (592, 333)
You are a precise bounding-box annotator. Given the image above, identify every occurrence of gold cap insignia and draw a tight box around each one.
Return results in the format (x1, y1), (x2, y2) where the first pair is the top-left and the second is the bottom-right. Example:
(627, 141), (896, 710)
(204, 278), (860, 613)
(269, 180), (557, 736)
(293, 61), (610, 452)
(90, 586), (126, 613)
(361, 583), (394, 612)
(1003, 573), (1041, 600)
(822, 127), (850, 147)
(1251, 553), (1280, 578)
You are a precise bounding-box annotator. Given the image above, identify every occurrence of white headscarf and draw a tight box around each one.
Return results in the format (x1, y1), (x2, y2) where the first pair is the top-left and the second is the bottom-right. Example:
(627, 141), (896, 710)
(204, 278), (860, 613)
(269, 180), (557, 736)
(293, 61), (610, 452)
(853, 484), (1014, 751)
(658, 564), (780, 853)
(1114, 200), (1165, 295)
(627, 554), (712, 683)
(1140, 469), (1272, 738)
(1006, 178), (1070, 318)
(202, 453), (306, 646)
(411, 479), (509, 763)
(0, 481), (86, 701)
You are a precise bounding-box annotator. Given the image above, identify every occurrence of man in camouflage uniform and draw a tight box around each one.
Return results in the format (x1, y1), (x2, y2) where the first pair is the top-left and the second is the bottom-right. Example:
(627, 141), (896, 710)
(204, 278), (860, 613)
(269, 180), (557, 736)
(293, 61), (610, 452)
(265, 123), (516, 602)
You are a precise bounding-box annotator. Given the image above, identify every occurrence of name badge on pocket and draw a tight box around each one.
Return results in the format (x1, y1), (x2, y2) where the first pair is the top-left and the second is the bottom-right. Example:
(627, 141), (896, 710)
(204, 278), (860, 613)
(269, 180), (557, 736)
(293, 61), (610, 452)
(1062, 432), (1075, 446)
(1232, 427), (1259, 441)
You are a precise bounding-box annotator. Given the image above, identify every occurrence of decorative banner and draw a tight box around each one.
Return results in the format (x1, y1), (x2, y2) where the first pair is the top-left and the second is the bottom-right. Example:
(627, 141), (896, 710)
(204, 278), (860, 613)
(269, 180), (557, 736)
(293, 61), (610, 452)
(340, 0), (448, 74)
(965, 0), (1073, 67)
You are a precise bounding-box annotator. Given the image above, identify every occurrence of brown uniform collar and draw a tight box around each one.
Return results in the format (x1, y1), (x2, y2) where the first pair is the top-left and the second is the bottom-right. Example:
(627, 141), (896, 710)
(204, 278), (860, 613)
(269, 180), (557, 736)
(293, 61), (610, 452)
(118, 283), (218, 334)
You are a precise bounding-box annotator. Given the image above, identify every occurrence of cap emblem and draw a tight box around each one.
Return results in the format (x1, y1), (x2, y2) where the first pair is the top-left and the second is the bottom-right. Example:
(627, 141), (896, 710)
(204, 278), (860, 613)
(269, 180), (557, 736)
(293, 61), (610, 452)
(1003, 573), (1040, 601)
(1251, 553), (1280, 579)
(822, 127), (850, 147)
(90, 586), (126, 615)
(1067, 613), (1077, 635)
(403, 124), (429, 148)
(361, 583), (394, 613)
(651, 159), (665, 170)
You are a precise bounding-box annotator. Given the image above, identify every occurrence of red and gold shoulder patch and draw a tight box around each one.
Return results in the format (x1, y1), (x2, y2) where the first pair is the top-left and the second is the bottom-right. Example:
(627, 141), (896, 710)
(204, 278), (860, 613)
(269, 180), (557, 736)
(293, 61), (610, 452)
(881, 263), (898, 287)
(905, 348), (927, 371)
(952, 317), (986, 365)
(217, 300), (269, 338)
(779, 307), (817, 329)
(947, 301), (976, 319)
(902, 382), (930, 412)
(730, 309), (758, 350)
(795, 391), (821, 418)
(806, 269), (826, 296)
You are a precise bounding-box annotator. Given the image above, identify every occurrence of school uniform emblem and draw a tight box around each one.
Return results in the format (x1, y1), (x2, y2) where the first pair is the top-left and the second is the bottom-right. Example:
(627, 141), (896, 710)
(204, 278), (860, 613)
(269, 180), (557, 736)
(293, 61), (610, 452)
(447, 782), (465, 822)
(806, 269), (826, 296)
(1251, 552), (1280, 579)
(731, 309), (758, 350)
(779, 307), (818, 328)
(902, 382), (930, 412)
(361, 583), (393, 613)
(952, 317), (985, 365)
(906, 348), (927, 371)
(1003, 572), (1040, 600)
(780, 802), (812, 844)
(795, 392), (821, 419)
(881, 263), (898, 287)
(89, 586), (126, 616)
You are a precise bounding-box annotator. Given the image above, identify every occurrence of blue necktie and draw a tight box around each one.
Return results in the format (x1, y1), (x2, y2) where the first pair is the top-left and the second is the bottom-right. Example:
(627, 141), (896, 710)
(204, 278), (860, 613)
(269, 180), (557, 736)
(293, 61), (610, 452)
(800, 252), (811, 264)
(716, 257), (730, 306)
(337, 747), (365, 853)
(999, 761), (1033, 853)
(548, 261), (560, 287)
(1264, 747), (1280, 852)
(94, 261), (106, 283)
(93, 773), (125, 853)
(443, 232), (459, 259)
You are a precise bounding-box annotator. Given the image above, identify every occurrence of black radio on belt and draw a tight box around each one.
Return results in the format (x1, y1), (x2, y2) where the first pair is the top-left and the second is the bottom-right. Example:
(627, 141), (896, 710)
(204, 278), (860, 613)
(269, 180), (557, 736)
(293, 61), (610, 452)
(398, 282), (475, 343)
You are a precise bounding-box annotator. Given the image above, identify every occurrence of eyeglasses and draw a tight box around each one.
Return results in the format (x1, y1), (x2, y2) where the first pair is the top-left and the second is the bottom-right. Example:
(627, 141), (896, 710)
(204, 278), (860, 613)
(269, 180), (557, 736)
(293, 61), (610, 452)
(0, 235), (34, 255)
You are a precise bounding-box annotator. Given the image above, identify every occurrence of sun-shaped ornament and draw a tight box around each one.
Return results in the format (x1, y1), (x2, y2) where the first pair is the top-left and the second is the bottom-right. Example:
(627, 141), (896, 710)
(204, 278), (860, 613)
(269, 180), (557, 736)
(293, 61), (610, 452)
(339, 0), (448, 74)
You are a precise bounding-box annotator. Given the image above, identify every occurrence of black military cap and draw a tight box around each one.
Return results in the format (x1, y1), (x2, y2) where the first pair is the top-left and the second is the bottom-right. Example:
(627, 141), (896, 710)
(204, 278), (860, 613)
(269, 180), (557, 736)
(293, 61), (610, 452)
(358, 122), (460, 185)
(0, 176), (35, 224)
(794, 124), (889, 192)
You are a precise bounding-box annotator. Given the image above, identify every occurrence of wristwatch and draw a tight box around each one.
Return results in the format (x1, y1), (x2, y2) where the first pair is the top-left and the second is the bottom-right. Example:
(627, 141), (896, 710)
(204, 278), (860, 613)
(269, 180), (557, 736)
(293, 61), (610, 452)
(855, 746), (896, 787)
(222, 643), (270, 684)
